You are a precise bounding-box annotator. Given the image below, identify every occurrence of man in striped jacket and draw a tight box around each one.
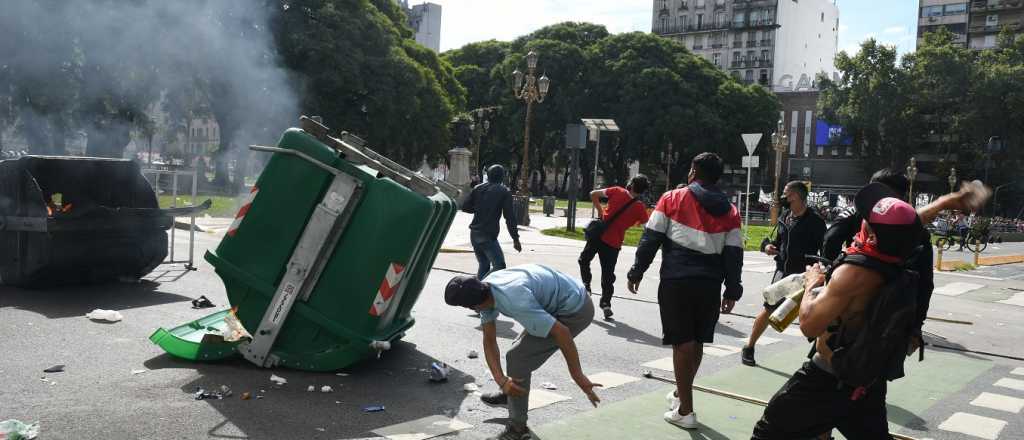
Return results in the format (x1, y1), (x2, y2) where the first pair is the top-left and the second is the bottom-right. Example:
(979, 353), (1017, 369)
(627, 152), (743, 430)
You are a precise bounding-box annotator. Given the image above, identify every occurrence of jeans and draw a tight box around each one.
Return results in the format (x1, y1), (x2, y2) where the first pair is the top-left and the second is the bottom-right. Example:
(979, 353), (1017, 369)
(471, 230), (506, 279)
(578, 239), (620, 308)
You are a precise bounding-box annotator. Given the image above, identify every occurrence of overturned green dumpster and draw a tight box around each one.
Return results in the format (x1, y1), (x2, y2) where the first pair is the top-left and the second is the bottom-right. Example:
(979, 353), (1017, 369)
(150, 117), (458, 371)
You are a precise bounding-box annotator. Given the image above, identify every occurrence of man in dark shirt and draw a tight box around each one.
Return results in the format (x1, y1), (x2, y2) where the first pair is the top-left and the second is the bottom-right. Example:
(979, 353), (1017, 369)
(822, 169), (935, 349)
(742, 181), (825, 366)
(462, 165), (522, 279)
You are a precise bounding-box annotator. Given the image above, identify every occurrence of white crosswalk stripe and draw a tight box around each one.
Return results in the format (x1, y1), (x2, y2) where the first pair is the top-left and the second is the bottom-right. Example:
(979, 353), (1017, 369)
(933, 282), (985, 297)
(994, 378), (1024, 392)
(938, 412), (1007, 440)
(970, 392), (1024, 414)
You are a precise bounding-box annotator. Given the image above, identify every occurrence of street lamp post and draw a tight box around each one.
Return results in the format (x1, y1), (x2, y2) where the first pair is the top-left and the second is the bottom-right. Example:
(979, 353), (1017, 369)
(770, 118), (788, 225)
(906, 157), (918, 205)
(469, 107), (497, 182)
(512, 51), (551, 197)
(949, 167), (958, 194)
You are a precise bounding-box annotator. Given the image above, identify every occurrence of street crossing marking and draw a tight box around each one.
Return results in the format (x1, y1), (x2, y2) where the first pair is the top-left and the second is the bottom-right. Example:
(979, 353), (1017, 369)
(933, 282), (985, 297)
(970, 392), (1024, 414)
(781, 327), (806, 337)
(642, 357), (675, 372)
(997, 292), (1024, 307)
(529, 389), (571, 410)
(371, 415), (472, 440)
(743, 265), (776, 274)
(1011, 367), (1024, 376)
(735, 336), (781, 346)
(587, 372), (641, 390)
(703, 344), (742, 357)
(937, 412), (1007, 440)
(994, 377), (1024, 392)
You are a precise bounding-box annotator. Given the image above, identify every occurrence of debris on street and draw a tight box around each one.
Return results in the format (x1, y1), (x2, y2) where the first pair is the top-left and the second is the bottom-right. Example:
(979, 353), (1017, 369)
(0, 419), (40, 440)
(131, 369), (147, 375)
(540, 382), (558, 390)
(43, 364), (65, 373)
(336, 372), (350, 377)
(428, 362), (450, 382)
(241, 392), (251, 400)
(463, 383), (479, 392)
(362, 405), (386, 413)
(307, 385), (316, 392)
(85, 309), (123, 322)
(222, 308), (251, 342)
(191, 295), (216, 309)
(321, 385), (333, 393)
(269, 374), (287, 385)
(467, 350), (479, 359)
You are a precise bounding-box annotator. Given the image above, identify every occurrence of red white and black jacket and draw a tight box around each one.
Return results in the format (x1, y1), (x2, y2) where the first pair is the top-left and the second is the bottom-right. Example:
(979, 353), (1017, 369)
(628, 181), (744, 300)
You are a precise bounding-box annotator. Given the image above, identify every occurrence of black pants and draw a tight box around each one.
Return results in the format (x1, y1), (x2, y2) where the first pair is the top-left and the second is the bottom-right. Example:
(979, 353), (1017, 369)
(751, 362), (891, 440)
(578, 239), (620, 308)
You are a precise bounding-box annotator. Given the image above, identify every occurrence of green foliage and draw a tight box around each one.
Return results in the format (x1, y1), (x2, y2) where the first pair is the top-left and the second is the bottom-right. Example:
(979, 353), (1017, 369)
(541, 225), (773, 251)
(445, 22), (779, 194)
(819, 28), (1024, 203)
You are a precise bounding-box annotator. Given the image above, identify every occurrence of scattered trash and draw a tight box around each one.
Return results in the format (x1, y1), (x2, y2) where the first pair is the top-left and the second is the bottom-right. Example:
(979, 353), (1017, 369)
(370, 340), (391, 359)
(307, 385), (316, 392)
(85, 309), (123, 323)
(270, 374), (287, 385)
(191, 295), (216, 309)
(642, 370), (653, 378)
(336, 373), (350, 377)
(315, 428), (326, 432)
(362, 405), (386, 413)
(0, 419), (40, 440)
(540, 382), (558, 390)
(321, 385), (333, 393)
(223, 308), (252, 342)
(131, 369), (147, 375)
(220, 385), (233, 398)
(428, 362), (450, 382)
(467, 350), (479, 359)
(241, 392), (252, 400)
(43, 365), (65, 373)
(193, 385), (232, 400)
(463, 383), (479, 392)
(39, 377), (56, 386)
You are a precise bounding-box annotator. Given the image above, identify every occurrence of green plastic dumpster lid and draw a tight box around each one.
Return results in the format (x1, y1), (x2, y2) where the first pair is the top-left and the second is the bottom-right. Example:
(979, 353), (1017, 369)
(149, 309), (241, 362)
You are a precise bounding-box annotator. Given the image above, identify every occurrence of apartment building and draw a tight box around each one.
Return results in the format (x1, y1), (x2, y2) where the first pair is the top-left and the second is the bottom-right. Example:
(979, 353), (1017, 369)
(652, 0), (840, 92)
(918, 0), (1023, 50)
(400, 1), (442, 52)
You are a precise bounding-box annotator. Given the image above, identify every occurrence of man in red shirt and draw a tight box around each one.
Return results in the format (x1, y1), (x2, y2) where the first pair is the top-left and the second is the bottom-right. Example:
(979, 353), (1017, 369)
(579, 174), (650, 321)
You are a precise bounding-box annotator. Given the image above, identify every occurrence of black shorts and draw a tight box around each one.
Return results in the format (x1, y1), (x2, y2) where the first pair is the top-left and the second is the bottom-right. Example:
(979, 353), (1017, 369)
(657, 278), (721, 345)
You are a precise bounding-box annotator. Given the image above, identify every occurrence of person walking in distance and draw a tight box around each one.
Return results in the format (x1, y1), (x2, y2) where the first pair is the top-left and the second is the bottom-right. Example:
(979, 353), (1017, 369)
(462, 165), (522, 279)
(444, 264), (601, 440)
(742, 181), (825, 366)
(627, 153), (743, 429)
(579, 174), (650, 320)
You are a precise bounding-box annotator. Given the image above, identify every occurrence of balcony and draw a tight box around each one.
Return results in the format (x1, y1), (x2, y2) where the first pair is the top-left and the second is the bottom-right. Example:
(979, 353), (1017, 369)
(653, 22), (732, 36)
(693, 44), (704, 50)
(746, 40), (757, 47)
(970, 21), (1023, 33)
(733, 40), (744, 48)
(760, 39), (773, 46)
(711, 43), (724, 49)
(735, 18), (778, 29)
(732, 0), (779, 9)
(971, 0), (1024, 12)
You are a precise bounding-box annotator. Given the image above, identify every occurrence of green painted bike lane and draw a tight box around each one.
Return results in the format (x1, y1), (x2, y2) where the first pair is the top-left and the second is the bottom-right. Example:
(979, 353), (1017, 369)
(533, 346), (994, 439)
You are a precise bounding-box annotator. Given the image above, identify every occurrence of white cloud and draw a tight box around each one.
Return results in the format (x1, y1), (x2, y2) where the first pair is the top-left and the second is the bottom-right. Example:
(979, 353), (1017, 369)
(428, 0), (651, 51)
(883, 26), (907, 35)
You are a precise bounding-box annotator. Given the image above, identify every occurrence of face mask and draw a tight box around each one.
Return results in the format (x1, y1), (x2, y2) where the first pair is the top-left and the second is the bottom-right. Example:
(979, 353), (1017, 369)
(779, 198), (791, 210)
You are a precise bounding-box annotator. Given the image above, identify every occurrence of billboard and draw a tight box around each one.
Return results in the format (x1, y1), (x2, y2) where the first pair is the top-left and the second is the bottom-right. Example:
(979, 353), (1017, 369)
(815, 120), (853, 146)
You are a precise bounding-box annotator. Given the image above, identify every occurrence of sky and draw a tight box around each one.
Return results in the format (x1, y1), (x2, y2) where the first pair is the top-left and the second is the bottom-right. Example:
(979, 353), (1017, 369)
(425, 0), (921, 58)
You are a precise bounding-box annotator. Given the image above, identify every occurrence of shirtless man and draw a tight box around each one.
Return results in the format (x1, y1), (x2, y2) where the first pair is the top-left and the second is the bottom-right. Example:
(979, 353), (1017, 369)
(750, 180), (991, 440)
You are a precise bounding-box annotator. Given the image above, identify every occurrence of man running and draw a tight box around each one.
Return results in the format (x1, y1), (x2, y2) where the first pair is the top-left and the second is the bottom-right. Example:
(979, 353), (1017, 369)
(444, 264), (600, 440)
(579, 174), (650, 320)
(627, 152), (743, 429)
(462, 165), (522, 279)
(750, 181), (990, 439)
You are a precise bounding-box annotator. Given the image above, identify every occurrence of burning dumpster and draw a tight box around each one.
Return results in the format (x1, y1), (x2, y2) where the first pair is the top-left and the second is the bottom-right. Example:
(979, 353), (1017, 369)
(150, 117), (458, 372)
(0, 156), (210, 287)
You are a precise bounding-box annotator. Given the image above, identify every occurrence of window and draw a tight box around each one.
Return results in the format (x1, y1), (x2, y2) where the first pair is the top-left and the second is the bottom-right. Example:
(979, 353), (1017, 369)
(715, 11), (726, 27)
(984, 34), (997, 48)
(986, 14), (999, 26)
(761, 49), (770, 60)
(921, 6), (943, 17)
(697, 13), (704, 28)
(713, 53), (721, 66)
(680, 15), (688, 27)
(733, 12), (745, 26)
(944, 3), (967, 15)
(732, 70), (741, 79)
(821, 12), (824, 22)
(679, 0), (688, 8)
(696, 0), (705, 8)
(732, 51), (741, 65)
(758, 70), (768, 84)
(745, 70), (754, 82)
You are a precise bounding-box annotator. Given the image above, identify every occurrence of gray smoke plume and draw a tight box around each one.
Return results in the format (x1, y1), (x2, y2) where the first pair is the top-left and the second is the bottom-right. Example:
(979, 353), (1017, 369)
(0, 0), (297, 183)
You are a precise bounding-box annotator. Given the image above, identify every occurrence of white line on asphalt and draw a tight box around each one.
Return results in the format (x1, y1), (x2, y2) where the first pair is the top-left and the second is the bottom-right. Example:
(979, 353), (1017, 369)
(994, 378), (1024, 392)
(587, 371), (641, 390)
(970, 392), (1024, 414)
(937, 412), (1007, 440)
(935, 272), (1005, 282)
(734, 336), (781, 346)
(1011, 367), (1024, 376)
(371, 415), (473, 440)
(642, 357), (675, 372)
(703, 344), (742, 357)
(933, 282), (985, 297)
(997, 293), (1024, 307)
(529, 389), (571, 410)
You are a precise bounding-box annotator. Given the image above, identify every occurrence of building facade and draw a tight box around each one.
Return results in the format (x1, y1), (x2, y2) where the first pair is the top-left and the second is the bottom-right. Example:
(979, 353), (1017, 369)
(918, 0), (1024, 50)
(652, 0), (839, 92)
(400, 1), (442, 52)
(776, 90), (866, 194)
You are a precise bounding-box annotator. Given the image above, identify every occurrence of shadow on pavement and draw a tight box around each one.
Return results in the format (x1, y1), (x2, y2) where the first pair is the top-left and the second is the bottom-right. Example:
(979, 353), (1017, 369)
(887, 403), (928, 431)
(477, 318), (518, 340)
(143, 340), (478, 439)
(591, 319), (663, 347)
(0, 280), (193, 319)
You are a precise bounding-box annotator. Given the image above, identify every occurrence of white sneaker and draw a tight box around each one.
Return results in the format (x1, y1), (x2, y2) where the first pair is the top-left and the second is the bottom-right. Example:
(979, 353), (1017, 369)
(664, 410), (698, 429)
(665, 390), (679, 410)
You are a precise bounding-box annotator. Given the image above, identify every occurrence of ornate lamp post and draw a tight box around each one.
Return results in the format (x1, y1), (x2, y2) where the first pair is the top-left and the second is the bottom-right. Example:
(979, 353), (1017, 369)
(468, 107), (498, 182)
(512, 51), (551, 196)
(770, 118), (789, 224)
(949, 167), (958, 194)
(906, 157), (918, 205)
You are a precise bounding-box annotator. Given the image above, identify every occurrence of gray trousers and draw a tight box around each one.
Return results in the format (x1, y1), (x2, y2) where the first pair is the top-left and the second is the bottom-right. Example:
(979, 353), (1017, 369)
(506, 295), (595, 428)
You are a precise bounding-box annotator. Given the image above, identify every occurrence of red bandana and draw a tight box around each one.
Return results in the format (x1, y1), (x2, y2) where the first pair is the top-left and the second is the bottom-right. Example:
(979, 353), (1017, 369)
(844, 221), (902, 264)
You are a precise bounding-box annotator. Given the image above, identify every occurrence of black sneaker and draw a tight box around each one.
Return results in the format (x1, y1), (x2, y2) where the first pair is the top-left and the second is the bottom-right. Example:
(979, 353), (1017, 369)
(480, 391), (508, 405)
(741, 346), (756, 366)
(602, 306), (614, 321)
(488, 424), (532, 440)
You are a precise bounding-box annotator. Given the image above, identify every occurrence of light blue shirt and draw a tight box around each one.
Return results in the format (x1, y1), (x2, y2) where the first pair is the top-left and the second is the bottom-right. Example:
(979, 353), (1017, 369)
(480, 264), (587, 338)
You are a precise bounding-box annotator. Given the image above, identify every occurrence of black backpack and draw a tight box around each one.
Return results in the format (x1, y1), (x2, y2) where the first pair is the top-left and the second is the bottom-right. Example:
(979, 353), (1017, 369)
(827, 252), (921, 388)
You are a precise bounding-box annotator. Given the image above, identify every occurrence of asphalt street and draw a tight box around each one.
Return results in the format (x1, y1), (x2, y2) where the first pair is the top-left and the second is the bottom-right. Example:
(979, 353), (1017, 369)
(1, 211), (1023, 439)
